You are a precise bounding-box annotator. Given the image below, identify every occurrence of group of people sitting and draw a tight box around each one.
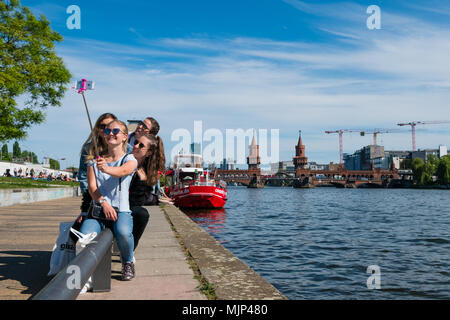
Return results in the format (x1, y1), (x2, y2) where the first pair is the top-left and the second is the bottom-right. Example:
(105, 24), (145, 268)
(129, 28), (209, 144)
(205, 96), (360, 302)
(74, 113), (173, 282)
(3, 167), (73, 182)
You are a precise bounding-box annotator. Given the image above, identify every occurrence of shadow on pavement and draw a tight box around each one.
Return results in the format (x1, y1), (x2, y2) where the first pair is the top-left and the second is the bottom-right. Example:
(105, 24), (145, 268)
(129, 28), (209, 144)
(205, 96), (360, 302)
(0, 250), (52, 299)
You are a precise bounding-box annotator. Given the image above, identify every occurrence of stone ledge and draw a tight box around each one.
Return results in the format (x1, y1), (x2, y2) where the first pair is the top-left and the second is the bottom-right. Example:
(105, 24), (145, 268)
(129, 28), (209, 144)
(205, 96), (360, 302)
(162, 204), (287, 300)
(0, 187), (80, 207)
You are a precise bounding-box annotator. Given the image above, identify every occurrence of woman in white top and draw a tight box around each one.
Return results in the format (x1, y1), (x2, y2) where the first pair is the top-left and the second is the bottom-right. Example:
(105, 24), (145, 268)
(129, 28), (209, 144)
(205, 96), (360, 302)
(80, 119), (138, 281)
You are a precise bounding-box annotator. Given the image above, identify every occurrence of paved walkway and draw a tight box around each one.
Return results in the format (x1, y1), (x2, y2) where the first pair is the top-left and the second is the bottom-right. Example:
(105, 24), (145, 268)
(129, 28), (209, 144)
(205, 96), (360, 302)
(0, 197), (205, 300)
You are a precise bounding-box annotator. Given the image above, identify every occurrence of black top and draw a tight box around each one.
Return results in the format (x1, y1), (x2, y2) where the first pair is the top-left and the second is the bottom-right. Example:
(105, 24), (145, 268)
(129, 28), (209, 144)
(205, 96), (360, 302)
(129, 172), (153, 207)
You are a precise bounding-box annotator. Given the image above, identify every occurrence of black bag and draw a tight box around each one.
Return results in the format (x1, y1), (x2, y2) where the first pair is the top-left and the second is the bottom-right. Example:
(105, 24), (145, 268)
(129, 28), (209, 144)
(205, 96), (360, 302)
(88, 154), (128, 221)
(144, 192), (159, 206)
(87, 202), (119, 221)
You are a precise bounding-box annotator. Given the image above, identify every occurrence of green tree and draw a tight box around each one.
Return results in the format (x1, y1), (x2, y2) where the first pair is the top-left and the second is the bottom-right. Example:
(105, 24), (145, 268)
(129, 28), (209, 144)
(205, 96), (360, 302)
(49, 158), (60, 170)
(0, 0), (72, 142)
(411, 158), (425, 185)
(1, 144), (9, 160)
(423, 154), (439, 185)
(30, 151), (38, 164)
(436, 155), (450, 185)
(12, 141), (20, 158)
(400, 158), (412, 170)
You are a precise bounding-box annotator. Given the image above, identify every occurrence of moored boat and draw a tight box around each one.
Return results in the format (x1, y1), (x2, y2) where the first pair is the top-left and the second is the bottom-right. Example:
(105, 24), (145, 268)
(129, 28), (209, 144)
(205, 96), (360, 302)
(166, 154), (227, 208)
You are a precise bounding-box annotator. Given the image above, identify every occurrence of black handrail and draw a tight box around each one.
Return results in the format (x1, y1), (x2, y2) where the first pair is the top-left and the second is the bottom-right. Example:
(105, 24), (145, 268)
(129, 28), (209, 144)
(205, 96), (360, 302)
(33, 229), (113, 300)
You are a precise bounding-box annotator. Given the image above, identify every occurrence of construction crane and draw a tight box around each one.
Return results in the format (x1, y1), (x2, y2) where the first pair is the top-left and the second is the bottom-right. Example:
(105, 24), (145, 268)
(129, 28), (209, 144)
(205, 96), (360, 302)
(325, 129), (361, 167)
(359, 128), (400, 146)
(397, 120), (450, 151)
(325, 128), (398, 166)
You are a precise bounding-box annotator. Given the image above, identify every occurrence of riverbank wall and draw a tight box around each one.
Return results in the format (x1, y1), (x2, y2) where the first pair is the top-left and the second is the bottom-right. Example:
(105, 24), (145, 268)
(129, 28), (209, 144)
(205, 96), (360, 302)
(0, 187), (80, 207)
(162, 204), (287, 300)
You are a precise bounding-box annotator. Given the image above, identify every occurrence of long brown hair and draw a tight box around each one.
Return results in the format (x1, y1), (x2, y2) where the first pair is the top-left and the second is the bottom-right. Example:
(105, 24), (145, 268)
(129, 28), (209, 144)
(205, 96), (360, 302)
(141, 133), (166, 186)
(82, 113), (117, 161)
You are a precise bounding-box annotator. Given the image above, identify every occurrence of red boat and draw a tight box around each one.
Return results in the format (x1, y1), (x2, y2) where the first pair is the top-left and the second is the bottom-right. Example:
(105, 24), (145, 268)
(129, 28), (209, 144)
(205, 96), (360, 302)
(166, 154), (227, 208)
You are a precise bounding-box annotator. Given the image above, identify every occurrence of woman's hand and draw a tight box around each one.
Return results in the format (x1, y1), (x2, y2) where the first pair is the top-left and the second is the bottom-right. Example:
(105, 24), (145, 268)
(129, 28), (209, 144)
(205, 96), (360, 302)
(97, 157), (109, 173)
(76, 213), (84, 223)
(101, 200), (117, 221)
(136, 167), (147, 180)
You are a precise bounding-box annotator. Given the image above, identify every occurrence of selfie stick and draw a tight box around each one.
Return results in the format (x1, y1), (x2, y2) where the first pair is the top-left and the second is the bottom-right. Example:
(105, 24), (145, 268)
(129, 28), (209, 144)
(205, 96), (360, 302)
(77, 79), (99, 158)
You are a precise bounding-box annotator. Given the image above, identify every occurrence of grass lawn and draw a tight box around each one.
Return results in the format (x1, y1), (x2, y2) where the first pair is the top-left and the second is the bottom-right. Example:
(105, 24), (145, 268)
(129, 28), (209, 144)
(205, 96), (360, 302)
(0, 176), (80, 189)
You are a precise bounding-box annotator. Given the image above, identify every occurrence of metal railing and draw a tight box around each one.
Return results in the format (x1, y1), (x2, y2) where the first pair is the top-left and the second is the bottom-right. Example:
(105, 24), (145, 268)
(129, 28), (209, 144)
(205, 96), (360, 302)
(33, 229), (113, 300)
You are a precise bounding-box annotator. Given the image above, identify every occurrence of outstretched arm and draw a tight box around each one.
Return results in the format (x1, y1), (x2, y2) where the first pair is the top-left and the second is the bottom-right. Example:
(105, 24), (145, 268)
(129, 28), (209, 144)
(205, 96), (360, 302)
(97, 157), (137, 178)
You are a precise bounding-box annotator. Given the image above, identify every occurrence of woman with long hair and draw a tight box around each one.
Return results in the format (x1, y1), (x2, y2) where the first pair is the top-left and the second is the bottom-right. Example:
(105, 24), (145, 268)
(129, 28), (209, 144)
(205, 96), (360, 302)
(80, 119), (138, 281)
(74, 113), (117, 230)
(129, 133), (166, 249)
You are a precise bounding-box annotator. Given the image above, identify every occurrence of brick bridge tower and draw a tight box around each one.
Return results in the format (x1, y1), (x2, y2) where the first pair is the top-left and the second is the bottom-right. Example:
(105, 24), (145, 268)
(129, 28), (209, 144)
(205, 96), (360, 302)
(293, 130), (308, 170)
(247, 131), (263, 188)
(247, 131), (261, 170)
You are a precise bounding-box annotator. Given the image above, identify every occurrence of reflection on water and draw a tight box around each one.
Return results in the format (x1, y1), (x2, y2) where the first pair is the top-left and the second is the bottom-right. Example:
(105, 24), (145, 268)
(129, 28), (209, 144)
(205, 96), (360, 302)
(183, 208), (227, 237)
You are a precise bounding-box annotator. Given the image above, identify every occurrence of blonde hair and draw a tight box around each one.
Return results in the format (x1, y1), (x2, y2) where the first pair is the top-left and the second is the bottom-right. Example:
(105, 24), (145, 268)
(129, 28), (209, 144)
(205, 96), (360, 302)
(86, 119), (129, 160)
(82, 113), (117, 161)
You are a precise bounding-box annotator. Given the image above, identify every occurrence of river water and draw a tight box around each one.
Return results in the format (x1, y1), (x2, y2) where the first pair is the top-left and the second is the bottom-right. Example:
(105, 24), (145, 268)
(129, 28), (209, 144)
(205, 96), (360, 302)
(183, 187), (450, 300)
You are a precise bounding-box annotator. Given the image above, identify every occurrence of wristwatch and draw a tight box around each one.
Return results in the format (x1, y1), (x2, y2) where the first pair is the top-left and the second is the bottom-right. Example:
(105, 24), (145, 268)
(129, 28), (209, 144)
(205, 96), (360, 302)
(99, 198), (106, 205)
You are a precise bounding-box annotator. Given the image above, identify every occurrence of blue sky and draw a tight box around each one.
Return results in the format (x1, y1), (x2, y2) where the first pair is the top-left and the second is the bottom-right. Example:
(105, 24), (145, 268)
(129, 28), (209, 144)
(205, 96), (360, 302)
(11, 0), (450, 168)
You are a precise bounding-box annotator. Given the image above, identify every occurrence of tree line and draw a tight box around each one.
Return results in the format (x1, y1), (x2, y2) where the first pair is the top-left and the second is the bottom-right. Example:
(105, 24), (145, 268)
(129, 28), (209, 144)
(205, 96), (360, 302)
(1, 141), (60, 169)
(411, 155), (450, 186)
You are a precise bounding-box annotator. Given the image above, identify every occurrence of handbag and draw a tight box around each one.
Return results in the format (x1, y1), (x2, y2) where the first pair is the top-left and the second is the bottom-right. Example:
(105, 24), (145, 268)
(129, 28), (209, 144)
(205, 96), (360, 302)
(144, 192), (159, 206)
(48, 221), (77, 276)
(88, 154), (128, 221)
(87, 201), (119, 221)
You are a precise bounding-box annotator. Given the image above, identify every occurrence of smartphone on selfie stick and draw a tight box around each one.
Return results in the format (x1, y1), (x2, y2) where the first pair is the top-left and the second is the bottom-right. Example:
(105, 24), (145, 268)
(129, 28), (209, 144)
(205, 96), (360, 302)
(76, 79), (99, 158)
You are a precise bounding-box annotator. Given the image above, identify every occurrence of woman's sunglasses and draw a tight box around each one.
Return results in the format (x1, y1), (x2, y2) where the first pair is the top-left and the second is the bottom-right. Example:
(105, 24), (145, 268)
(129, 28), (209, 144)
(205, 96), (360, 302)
(138, 121), (148, 130)
(103, 128), (123, 135)
(133, 140), (146, 149)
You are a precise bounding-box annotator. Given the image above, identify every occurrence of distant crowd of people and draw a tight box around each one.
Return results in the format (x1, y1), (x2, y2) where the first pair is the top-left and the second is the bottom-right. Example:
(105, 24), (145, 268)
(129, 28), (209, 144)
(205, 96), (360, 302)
(2, 167), (75, 182)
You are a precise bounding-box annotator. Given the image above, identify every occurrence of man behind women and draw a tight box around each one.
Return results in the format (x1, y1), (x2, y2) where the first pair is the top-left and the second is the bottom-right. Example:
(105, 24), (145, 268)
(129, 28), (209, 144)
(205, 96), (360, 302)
(127, 117), (160, 151)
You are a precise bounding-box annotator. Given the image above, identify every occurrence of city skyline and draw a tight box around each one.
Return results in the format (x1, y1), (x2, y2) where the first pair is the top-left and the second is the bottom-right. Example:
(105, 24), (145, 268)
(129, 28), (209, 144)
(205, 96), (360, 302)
(8, 0), (450, 168)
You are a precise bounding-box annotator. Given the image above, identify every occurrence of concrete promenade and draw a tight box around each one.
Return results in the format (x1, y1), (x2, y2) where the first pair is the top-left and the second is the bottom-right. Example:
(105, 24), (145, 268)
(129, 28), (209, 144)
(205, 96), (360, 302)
(0, 196), (286, 300)
(0, 197), (205, 300)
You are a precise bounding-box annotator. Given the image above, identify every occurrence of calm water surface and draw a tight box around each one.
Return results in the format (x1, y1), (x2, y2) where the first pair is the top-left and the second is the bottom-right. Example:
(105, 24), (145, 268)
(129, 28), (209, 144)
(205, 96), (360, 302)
(183, 187), (450, 299)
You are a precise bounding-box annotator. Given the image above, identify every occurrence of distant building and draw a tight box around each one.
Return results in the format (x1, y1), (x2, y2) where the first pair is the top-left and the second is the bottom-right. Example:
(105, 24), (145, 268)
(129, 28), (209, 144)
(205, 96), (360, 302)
(344, 145), (385, 170)
(220, 158), (237, 170)
(306, 162), (329, 171)
(412, 149), (439, 163)
(439, 145), (447, 158)
(190, 142), (201, 155)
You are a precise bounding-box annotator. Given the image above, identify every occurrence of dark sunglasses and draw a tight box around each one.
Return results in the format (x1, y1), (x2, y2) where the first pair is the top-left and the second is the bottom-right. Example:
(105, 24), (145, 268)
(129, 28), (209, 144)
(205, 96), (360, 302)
(138, 121), (149, 130)
(99, 124), (107, 130)
(103, 128), (123, 135)
(133, 140), (146, 149)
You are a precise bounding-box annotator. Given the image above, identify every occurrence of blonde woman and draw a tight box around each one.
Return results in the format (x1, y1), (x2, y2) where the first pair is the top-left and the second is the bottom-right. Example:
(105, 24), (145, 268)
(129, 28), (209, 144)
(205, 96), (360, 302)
(80, 119), (138, 281)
